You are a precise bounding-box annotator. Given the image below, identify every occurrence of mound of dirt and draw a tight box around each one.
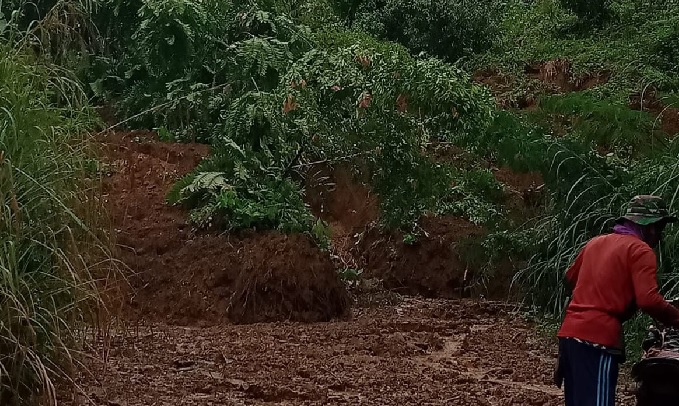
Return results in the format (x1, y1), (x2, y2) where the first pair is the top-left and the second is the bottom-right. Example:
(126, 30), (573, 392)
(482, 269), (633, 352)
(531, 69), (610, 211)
(354, 216), (484, 298)
(301, 160), (535, 300)
(228, 233), (351, 324)
(473, 69), (540, 109)
(474, 61), (609, 109)
(100, 131), (351, 325)
(100, 130), (229, 324)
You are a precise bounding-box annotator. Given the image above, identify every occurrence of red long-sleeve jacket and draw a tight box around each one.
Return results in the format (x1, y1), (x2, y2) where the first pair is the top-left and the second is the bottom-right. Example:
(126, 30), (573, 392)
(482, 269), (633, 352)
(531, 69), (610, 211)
(557, 233), (679, 349)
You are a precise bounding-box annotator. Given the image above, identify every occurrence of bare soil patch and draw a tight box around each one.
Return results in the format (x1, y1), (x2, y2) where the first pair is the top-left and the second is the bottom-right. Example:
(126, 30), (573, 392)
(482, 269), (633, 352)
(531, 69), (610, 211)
(524, 59), (610, 92)
(62, 125), (641, 405)
(353, 216), (485, 298)
(228, 232), (351, 324)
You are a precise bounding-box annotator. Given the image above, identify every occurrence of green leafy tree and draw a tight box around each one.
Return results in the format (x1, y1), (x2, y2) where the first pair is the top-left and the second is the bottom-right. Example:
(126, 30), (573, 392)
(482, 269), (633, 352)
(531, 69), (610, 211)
(350, 0), (505, 62)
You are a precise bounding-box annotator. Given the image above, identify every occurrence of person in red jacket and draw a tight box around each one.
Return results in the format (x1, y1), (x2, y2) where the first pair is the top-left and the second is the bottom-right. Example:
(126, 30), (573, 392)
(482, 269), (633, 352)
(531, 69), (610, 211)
(555, 195), (679, 406)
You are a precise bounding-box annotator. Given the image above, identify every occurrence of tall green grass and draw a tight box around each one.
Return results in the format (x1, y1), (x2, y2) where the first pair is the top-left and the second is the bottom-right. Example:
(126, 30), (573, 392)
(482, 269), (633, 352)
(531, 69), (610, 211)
(0, 44), (112, 405)
(515, 139), (679, 338)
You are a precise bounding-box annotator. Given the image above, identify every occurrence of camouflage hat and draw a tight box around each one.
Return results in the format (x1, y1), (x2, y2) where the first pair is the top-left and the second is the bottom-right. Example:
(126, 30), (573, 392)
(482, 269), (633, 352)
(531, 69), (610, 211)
(616, 195), (678, 226)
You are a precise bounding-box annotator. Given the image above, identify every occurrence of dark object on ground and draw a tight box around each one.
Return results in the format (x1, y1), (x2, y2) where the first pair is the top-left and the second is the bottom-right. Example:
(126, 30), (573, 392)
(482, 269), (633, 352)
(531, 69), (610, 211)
(632, 300), (679, 405)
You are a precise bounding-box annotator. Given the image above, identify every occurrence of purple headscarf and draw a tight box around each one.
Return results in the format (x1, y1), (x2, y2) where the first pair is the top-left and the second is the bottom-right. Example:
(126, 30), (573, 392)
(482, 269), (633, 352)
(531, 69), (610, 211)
(613, 220), (646, 241)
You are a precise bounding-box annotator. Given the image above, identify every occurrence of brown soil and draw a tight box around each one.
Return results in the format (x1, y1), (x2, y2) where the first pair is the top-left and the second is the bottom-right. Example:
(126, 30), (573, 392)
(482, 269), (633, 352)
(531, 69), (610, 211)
(473, 69), (539, 109)
(524, 59), (610, 93)
(100, 131), (348, 325)
(304, 164), (378, 231)
(493, 167), (546, 214)
(474, 61), (609, 109)
(427, 143), (485, 169)
(228, 232), (351, 324)
(630, 91), (679, 136)
(354, 216), (485, 298)
(59, 298), (637, 406)
(304, 164), (379, 270)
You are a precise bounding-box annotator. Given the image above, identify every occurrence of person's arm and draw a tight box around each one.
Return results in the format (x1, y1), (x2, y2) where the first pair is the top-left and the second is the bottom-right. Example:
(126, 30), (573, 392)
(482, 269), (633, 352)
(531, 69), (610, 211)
(631, 246), (679, 327)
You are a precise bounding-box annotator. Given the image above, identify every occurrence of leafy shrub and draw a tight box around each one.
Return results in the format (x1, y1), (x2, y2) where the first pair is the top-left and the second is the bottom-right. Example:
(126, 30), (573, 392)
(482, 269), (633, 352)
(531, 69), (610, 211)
(281, 36), (494, 227)
(651, 18), (679, 73)
(170, 171), (313, 233)
(350, 0), (505, 62)
(163, 25), (495, 232)
(328, 0), (364, 24)
(93, 0), (312, 139)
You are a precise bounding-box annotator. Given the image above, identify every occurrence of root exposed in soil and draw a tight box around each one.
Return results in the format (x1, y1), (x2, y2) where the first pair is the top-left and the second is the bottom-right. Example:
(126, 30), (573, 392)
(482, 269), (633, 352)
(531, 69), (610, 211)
(228, 232), (351, 324)
(524, 59), (610, 93)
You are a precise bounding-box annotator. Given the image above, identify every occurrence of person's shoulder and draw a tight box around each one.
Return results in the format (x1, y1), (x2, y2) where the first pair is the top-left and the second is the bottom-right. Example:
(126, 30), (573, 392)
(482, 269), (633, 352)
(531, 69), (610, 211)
(590, 233), (652, 252)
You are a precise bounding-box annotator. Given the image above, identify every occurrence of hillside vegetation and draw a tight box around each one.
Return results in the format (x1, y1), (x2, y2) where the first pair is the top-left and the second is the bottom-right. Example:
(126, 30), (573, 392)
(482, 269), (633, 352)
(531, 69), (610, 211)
(2, 0), (679, 402)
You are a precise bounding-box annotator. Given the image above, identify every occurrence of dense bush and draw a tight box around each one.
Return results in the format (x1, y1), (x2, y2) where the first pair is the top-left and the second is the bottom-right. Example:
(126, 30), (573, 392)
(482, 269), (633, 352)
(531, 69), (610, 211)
(559, 0), (612, 24)
(328, 0), (363, 24)
(651, 17), (679, 73)
(348, 0), (505, 63)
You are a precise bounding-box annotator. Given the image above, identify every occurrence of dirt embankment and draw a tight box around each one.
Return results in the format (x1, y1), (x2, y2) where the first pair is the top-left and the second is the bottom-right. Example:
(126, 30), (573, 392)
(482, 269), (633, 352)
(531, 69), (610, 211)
(354, 216), (484, 298)
(476, 59), (679, 139)
(474, 59), (610, 109)
(524, 59), (610, 93)
(58, 128), (639, 406)
(302, 160), (541, 300)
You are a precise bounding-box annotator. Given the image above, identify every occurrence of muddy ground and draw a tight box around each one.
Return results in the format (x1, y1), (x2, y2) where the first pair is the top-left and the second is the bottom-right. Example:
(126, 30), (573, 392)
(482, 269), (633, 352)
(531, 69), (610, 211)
(61, 131), (638, 405)
(61, 298), (638, 405)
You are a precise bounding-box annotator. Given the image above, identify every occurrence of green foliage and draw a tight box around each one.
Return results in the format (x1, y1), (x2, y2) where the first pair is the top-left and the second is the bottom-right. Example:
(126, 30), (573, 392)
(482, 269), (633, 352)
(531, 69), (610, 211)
(329, 0), (363, 23)
(337, 267), (363, 286)
(84, 0), (499, 234)
(282, 39), (494, 227)
(93, 0), (312, 141)
(169, 161), (314, 233)
(434, 168), (507, 226)
(0, 45), (110, 405)
(349, 0), (505, 63)
(559, 0), (612, 24)
(513, 143), (679, 320)
(158, 24), (494, 232)
(2, 0), (100, 65)
(651, 17), (679, 73)
(478, 0), (679, 99)
(539, 93), (663, 153)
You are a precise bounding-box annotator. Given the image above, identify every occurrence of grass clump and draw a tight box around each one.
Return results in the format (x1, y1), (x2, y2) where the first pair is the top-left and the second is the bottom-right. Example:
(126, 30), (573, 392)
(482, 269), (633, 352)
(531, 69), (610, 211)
(0, 45), (111, 405)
